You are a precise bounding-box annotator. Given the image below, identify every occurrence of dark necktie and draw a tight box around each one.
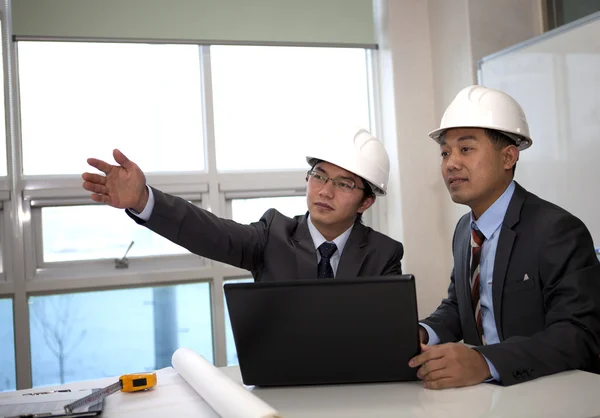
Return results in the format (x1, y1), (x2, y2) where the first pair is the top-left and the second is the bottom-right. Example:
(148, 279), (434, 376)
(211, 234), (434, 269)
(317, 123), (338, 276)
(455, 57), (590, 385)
(470, 226), (486, 342)
(317, 242), (338, 279)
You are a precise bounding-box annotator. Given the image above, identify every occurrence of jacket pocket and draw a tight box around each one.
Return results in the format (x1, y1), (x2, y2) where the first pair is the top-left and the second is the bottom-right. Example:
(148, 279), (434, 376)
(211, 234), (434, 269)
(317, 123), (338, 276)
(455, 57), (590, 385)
(503, 275), (535, 295)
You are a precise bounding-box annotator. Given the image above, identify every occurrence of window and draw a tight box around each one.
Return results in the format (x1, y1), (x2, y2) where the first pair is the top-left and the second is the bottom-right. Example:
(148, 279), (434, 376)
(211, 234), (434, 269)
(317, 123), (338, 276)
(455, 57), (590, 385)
(18, 42), (205, 176)
(8, 38), (378, 386)
(0, 210), (4, 276)
(0, 298), (15, 391)
(545, 0), (600, 30)
(231, 196), (307, 225)
(29, 283), (212, 387)
(40, 205), (189, 263)
(211, 46), (371, 171)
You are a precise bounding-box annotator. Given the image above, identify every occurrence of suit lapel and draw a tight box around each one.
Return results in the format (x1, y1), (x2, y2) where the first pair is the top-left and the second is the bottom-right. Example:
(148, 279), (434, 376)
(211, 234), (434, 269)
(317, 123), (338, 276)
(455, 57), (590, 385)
(291, 213), (318, 279)
(492, 182), (527, 341)
(336, 222), (368, 278)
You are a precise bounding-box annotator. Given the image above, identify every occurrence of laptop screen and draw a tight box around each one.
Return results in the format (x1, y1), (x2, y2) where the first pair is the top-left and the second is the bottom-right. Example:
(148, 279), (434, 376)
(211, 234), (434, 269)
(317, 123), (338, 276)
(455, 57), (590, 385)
(224, 275), (420, 387)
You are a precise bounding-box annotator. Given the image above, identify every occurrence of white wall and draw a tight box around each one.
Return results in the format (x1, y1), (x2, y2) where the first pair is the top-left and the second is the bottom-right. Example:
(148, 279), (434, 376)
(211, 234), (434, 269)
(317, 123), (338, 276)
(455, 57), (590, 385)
(467, 0), (544, 64)
(428, 0), (476, 248)
(375, 0), (544, 317)
(374, 0), (450, 318)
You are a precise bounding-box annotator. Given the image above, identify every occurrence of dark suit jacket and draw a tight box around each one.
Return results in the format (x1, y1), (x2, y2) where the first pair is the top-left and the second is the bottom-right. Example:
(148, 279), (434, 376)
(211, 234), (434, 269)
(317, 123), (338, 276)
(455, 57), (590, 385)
(127, 187), (404, 281)
(421, 182), (600, 386)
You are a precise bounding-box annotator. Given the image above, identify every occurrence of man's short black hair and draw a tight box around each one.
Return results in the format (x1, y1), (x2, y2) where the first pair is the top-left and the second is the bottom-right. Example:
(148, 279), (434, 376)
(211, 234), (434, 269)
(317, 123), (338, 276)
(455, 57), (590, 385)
(485, 128), (516, 149)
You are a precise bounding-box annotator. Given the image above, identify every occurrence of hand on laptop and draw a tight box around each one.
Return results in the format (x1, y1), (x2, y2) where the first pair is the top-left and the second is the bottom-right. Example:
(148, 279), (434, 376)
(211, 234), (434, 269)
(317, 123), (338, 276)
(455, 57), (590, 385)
(408, 343), (491, 389)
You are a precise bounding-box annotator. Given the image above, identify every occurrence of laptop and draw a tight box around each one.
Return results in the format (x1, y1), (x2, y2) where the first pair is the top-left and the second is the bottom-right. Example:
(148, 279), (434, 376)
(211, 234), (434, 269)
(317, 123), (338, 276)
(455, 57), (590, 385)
(224, 275), (420, 387)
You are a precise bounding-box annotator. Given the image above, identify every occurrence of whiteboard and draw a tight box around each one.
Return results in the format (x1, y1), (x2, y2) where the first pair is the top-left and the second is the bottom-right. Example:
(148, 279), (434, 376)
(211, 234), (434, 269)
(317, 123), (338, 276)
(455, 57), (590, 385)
(478, 12), (600, 250)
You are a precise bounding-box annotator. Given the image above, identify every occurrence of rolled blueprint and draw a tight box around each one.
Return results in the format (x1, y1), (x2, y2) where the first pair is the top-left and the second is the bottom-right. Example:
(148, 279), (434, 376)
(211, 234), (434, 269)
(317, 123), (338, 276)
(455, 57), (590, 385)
(172, 347), (282, 418)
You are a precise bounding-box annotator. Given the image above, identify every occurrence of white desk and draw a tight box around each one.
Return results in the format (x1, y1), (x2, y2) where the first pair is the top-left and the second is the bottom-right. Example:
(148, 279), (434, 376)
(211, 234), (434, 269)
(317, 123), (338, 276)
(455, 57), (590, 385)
(229, 368), (600, 418)
(2, 366), (600, 418)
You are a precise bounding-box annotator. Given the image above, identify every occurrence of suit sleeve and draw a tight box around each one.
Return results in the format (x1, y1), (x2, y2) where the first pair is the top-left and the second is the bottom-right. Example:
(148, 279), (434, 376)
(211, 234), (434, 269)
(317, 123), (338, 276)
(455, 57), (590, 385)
(476, 213), (600, 386)
(419, 224), (464, 343)
(419, 267), (464, 343)
(126, 187), (270, 272)
(381, 241), (404, 275)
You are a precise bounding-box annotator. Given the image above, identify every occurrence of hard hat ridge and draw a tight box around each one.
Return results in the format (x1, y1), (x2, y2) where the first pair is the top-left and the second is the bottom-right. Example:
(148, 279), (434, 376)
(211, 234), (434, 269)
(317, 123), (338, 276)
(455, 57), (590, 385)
(306, 127), (390, 196)
(428, 85), (533, 150)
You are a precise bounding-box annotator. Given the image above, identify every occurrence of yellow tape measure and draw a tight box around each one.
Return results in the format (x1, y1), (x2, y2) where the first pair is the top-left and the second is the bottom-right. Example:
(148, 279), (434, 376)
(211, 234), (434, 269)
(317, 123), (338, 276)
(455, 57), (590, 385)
(119, 372), (157, 392)
(64, 372), (156, 413)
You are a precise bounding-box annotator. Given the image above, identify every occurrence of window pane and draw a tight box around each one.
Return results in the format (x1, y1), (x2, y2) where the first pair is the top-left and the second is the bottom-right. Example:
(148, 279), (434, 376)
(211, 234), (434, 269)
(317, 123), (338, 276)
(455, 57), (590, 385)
(549, 0), (600, 29)
(231, 196), (307, 225)
(0, 21), (6, 177)
(0, 298), (16, 391)
(223, 278), (253, 366)
(30, 283), (212, 387)
(42, 205), (189, 262)
(211, 46), (371, 171)
(18, 42), (205, 175)
(0, 212), (4, 274)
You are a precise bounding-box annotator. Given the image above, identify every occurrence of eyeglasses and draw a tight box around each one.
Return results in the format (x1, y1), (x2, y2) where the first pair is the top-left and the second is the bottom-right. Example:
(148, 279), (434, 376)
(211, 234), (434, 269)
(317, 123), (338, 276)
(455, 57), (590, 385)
(306, 169), (365, 193)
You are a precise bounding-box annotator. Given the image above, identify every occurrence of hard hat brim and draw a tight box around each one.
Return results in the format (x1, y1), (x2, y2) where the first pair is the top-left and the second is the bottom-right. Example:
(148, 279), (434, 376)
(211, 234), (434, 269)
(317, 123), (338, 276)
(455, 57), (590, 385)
(427, 127), (532, 151)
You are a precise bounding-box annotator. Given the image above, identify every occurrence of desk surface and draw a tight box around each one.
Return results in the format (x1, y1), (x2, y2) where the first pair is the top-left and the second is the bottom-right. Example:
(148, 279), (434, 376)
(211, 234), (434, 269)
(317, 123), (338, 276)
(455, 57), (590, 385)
(231, 368), (600, 418)
(2, 366), (600, 418)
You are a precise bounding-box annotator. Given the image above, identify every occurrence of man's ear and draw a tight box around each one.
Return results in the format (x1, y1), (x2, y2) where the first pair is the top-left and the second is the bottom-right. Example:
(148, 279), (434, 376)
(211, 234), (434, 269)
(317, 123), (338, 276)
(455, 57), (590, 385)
(503, 145), (519, 170)
(358, 195), (376, 213)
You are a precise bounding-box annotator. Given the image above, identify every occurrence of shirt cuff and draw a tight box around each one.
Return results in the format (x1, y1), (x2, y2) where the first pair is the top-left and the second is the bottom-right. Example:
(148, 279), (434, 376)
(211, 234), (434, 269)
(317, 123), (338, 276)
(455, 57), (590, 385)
(128, 185), (155, 221)
(419, 322), (441, 346)
(483, 355), (500, 382)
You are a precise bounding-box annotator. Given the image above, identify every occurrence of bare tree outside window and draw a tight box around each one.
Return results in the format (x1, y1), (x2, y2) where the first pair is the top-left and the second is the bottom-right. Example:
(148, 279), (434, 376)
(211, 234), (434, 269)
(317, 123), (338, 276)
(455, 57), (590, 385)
(0, 327), (15, 391)
(30, 295), (87, 384)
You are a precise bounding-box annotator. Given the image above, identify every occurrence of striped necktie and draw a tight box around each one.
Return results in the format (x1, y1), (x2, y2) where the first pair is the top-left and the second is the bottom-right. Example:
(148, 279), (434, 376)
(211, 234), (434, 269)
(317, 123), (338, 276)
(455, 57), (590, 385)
(470, 226), (486, 342)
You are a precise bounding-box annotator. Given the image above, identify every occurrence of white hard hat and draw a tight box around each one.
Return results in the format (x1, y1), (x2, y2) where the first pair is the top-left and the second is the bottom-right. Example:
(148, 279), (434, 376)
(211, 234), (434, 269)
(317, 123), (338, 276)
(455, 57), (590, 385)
(306, 128), (390, 196)
(429, 85), (533, 150)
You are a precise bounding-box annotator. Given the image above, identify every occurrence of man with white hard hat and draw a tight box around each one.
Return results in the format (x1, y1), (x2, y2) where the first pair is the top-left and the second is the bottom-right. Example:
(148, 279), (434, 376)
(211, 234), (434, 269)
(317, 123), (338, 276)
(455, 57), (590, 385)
(82, 128), (403, 281)
(410, 85), (600, 388)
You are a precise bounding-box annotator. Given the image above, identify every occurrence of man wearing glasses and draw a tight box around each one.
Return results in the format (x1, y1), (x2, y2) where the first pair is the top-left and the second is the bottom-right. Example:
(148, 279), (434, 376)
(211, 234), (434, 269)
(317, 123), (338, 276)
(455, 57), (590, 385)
(81, 128), (403, 281)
